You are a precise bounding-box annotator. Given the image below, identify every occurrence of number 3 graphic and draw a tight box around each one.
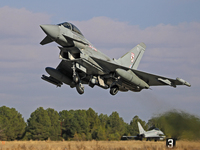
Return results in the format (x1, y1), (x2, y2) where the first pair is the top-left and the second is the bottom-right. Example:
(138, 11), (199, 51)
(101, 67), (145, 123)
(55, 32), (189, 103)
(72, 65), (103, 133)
(166, 138), (176, 148)
(168, 139), (173, 148)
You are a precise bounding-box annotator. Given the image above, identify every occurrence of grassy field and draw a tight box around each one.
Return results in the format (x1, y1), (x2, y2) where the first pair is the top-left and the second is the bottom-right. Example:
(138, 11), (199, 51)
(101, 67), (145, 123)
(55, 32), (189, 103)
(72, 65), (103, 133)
(0, 140), (200, 150)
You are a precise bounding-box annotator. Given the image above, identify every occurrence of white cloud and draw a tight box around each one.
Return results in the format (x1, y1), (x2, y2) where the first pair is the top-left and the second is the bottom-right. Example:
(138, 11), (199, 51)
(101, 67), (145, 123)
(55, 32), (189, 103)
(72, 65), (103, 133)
(73, 17), (200, 47)
(0, 6), (58, 70)
(0, 7), (57, 92)
(0, 6), (50, 38)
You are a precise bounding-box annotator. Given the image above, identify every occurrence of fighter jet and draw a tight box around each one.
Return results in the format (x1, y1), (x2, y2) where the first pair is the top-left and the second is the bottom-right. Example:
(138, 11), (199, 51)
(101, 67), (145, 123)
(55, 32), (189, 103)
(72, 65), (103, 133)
(123, 122), (165, 141)
(40, 22), (191, 95)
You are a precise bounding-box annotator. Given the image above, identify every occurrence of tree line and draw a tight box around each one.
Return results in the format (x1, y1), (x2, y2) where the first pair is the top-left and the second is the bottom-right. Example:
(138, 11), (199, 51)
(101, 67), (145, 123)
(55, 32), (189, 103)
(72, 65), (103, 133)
(0, 106), (199, 141)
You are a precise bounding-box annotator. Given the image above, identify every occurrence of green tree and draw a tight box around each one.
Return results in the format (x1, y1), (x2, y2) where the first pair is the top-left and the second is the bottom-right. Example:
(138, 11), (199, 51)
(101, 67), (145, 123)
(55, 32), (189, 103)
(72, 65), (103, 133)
(0, 106), (26, 141)
(106, 111), (126, 140)
(46, 108), (61, 140)
(86, 108), (100, 140)
(59, 110), (84, 140)
(0, 124), (5, 140)
(86, 108), (99, 132)
(60, 109), (90, 141)
(96, 125), (107, 140)
(59, 110), (77, 140)
(26, 107), (51, 140)
(99, 113), (109, 128)
(73, 110), (89, 138)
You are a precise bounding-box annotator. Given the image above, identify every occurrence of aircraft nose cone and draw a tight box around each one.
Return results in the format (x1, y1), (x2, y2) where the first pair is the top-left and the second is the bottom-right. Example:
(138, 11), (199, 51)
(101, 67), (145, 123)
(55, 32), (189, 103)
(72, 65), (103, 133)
(40, 24), (60, 40)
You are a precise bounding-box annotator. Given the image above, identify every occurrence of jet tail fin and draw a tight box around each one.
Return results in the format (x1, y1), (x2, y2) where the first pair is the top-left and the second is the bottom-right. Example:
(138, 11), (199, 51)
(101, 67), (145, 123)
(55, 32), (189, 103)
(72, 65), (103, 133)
(116, 43), (146, 69)
(138, 122), (146, 134)
(40, 36), (53, 45)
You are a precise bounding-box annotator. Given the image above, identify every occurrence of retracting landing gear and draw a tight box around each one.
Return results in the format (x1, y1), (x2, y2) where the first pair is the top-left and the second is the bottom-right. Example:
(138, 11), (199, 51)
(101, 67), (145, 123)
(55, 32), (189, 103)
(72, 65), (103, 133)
(110, 85), (119, 95)
(72, 62), (84, 95)
(76, 82), (84, 94)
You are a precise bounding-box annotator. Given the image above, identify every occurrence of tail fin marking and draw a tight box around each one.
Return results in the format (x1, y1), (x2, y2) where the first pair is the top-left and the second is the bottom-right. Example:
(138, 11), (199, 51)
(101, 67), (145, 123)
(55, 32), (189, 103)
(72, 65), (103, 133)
(117, 42), (146, 70)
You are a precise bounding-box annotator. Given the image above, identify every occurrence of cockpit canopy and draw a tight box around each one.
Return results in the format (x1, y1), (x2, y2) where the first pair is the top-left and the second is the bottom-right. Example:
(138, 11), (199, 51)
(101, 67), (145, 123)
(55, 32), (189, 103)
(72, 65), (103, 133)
(58, 22), (83, 36)
(154, 128), (160, 131)
(149, 127), (160, 131)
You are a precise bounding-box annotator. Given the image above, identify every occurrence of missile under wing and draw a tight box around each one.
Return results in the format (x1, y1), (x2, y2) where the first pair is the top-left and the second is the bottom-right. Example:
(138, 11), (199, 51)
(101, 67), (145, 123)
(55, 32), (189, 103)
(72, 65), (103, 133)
(40, 22), (191, 95)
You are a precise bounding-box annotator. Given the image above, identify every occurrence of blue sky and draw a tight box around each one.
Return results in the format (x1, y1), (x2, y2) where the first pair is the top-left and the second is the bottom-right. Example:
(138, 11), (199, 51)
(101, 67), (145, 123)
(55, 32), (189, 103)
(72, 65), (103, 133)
(2, 0), (200, 27)
(0, 1), (200, 123)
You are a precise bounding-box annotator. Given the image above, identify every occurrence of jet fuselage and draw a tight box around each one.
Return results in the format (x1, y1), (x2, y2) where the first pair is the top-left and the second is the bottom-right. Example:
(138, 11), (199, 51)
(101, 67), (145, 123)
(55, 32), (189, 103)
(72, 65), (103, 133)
(40, 22), (191, 95)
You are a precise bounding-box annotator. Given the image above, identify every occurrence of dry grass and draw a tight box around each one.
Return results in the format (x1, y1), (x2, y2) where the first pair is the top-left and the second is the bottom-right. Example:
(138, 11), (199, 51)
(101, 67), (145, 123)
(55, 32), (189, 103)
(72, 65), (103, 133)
(0, 140), (199, 150)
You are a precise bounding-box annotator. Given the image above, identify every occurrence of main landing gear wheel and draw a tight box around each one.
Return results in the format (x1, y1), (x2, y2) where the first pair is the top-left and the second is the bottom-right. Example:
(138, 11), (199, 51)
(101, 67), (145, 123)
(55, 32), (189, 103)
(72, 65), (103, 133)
(110, 85), (119, 95)
(76, 83), (84, 95)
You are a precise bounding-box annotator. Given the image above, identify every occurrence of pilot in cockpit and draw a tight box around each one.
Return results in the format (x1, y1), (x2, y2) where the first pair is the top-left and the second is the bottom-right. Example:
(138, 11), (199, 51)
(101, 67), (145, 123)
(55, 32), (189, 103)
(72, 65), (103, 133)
(58, 22), (83, 36)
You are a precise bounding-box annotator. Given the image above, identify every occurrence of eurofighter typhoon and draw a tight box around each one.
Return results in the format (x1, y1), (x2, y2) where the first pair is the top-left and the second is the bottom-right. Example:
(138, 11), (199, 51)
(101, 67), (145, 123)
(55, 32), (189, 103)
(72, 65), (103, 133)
(40, 22), (191, 95)
(123, 122), (165, 141)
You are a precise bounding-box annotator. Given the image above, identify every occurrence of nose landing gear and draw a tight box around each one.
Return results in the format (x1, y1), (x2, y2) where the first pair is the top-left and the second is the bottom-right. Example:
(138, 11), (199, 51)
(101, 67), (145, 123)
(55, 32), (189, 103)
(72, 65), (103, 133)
(72, 62), (84, 95)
